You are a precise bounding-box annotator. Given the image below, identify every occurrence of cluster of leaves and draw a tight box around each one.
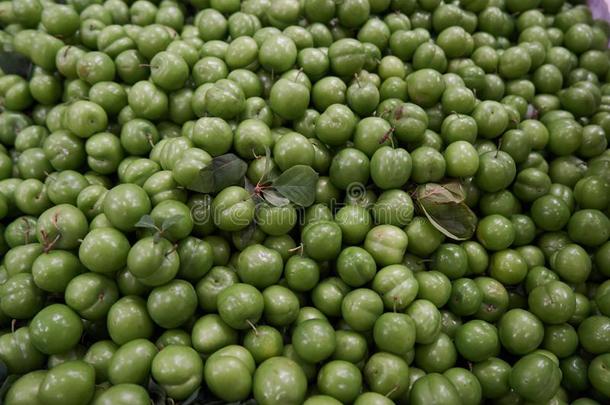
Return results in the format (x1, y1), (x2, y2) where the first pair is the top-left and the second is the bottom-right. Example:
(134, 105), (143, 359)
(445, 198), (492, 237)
(415, 181), (478, 240)
(188, 152), (319, 208)
(133, 152), (475, 244)
(169, 152), (319, 247)
(135, 214), (184, 242)
(252, 164), (319, 207)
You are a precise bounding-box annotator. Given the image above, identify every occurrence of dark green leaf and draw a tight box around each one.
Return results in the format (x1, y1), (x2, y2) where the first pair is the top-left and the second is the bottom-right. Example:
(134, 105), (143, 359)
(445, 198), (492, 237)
(441, 181), (466, 201)
(189, 168), (215, 194)
(0, 375), (17, 402)
(0, 51), (32, 78)
(245, 178), (256, 194)
(211, 153), (248, 191)
(0, 359), (6, 385)
(147, 378), (167, 405)
(416, 182), (465, 205)
(161, 215), (184, 232)
(135, 214), (157, 230)
(418, 199), (478, 241)
(191, 154), (248, 194)
(262, 189), (290, 207)
(273, 165), (319, 207)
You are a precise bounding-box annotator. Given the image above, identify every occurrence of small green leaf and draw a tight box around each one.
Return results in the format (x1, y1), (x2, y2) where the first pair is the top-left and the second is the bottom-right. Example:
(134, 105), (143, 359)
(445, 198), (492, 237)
(441, 181), (466, 201)
(192, 153), (248, 194)
(418, 199), (478, 241)
(416, 182), (476, 240)
(416, 182), (465, 205)
(134, 214), (157, 230)
(161, 215), (184, 232)
(189, 167), (215, 194)
(272, 165), (319, 207)
(0, 375), (18, 402)
(262, 189), (291, 207)
(147, 378), (167, 405)
(0, 51), (32, 78)
(211, 153), (248, 191)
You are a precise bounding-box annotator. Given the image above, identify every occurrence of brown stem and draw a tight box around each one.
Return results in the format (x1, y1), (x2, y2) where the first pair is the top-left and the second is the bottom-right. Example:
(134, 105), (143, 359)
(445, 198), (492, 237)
(495, 138), (502, 158)
(288, 243), (304, 256)
(164, 243), (178, 257)
(51, 211), (60, 230)
(246, 319), (258, 336)
(23, 218), (32, 244)
(379, 127), (395, 146)
(385, 385), (399, 398)
(43, 233), (61, 253)
(146, 133), (155, 148)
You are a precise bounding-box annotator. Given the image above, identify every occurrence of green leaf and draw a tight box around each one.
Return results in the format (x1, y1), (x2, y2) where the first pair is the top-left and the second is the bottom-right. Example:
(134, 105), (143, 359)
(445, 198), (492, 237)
(416, 182), (466, 205)
(441, 181), (466, 201)
(212, 153), (248, 191)
(417, 198), (478, 241)
(416, 182), (476, 240)
(134, 214), (157, 230)
(0, 375), (18, 402)
(245, 178), (256, 194)
(161, 215), (184, 232)
(147, 378), (167, 405)
(188, 167), (214, 194)
(272, 165), (319, 207)
(192, 153), (248, 194)
(262, 189), (290, 207)
(0, 51), (32, 78)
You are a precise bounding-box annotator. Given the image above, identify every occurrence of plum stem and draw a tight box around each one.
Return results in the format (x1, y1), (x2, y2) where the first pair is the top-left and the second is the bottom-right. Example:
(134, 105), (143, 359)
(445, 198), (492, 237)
(246, 319), (258, 336)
